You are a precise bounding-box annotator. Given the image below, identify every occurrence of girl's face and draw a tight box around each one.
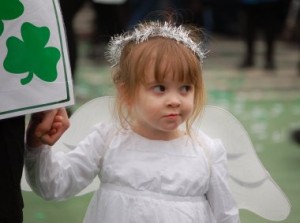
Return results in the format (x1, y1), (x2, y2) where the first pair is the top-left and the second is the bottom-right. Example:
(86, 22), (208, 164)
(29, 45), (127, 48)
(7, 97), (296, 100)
(130, 63), (194, 140)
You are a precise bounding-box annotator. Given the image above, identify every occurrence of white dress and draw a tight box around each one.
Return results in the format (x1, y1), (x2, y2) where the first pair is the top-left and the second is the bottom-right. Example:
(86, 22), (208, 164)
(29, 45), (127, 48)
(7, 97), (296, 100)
(25, 123), (240, 223)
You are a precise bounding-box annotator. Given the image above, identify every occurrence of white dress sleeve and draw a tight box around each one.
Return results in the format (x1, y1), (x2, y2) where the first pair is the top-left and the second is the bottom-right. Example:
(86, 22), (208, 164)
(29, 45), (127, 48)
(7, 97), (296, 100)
(205, 139), (240, 223)
(24, 123), (111, 201)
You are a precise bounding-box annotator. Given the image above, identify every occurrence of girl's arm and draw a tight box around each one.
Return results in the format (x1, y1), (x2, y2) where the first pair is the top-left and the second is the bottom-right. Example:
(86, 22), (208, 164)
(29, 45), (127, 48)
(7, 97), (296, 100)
(25, 123), (109, 201)
(206, 140), (240, 223)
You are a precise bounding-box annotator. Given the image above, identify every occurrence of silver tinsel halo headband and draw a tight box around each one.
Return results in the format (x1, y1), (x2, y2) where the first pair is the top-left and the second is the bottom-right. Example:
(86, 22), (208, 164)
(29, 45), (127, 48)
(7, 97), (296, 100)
(106, 21), (207, 67)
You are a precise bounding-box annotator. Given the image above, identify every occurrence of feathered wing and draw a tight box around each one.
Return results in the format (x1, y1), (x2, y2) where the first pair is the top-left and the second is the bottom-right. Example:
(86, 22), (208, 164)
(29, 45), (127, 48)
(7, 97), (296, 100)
(22, 97), (291, 220)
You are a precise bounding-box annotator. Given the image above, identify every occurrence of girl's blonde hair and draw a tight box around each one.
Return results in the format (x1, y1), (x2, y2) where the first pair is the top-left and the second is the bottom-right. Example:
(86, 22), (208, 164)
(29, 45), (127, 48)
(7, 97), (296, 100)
(110, 22), (206, 133)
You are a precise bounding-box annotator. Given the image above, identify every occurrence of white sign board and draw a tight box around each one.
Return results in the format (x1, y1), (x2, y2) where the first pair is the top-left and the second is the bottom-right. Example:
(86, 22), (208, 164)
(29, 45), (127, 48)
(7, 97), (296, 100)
(0, 0), (74, 120)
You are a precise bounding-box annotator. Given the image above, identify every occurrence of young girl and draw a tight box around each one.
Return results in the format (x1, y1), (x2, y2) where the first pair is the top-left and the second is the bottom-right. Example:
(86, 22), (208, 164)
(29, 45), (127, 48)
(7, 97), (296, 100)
(25, 21), (240, 223)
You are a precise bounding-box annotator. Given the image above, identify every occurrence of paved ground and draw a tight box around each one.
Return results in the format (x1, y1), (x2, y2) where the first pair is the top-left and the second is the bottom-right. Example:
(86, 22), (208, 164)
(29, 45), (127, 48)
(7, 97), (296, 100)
(22, 8), (300, 222)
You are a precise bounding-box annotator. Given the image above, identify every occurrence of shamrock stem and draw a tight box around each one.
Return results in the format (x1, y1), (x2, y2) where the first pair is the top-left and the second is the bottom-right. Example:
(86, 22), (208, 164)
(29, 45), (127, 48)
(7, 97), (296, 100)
(21, 72), (34, 85)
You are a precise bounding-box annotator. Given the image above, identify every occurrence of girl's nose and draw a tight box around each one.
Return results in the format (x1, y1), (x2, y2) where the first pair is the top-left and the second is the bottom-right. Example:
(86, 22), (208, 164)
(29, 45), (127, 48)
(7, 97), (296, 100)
(167, 93), (181, 107)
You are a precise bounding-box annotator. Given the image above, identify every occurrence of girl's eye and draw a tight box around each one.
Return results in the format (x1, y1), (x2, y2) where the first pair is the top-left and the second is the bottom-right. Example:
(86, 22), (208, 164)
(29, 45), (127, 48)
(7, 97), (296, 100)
(180, 85), (193, 93)
(153, 85), (166, 93)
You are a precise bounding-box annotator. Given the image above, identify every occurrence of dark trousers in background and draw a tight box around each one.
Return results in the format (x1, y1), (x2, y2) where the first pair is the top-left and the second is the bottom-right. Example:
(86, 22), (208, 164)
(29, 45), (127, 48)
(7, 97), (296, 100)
(0, 116), (25, 223)
(59, 0), (86, 76)
(240, 1), (281, 68)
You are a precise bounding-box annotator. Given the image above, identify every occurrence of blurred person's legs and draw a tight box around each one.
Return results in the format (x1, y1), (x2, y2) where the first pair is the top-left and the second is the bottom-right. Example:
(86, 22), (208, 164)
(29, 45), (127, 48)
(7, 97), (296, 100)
(261, 1), (281, 70)
(298, 46), (300, 75)
(240, 4), (257, 68)
(297, 10), (300, 76)
(59, 0), (86, 116)
(291, 129), (300, 145)
(0, 116), (25, 223)
(298, 12), (300, 76)
(282, 0), (299, 74)
(59, 0), (86, 76)
(239, 1), (281, 70)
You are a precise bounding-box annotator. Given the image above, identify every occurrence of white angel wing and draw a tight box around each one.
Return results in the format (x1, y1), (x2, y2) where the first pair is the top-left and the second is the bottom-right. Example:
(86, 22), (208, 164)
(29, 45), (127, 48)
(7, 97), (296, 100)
(22, 96), (291, 221)
(195, 106), (291, 221)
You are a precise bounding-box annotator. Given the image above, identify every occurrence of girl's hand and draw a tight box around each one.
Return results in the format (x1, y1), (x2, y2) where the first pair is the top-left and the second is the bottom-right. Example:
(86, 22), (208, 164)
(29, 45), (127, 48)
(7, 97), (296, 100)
(26, 108), (70, 148)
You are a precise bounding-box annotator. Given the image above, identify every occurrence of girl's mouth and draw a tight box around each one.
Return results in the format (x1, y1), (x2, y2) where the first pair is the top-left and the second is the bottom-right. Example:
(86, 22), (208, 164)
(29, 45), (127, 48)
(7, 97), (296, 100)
(165, 114), (180, 119)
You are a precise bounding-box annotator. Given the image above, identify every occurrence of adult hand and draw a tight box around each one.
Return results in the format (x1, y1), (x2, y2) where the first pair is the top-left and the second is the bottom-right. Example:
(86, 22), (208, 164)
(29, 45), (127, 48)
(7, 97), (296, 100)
(26, 108), (70, 148)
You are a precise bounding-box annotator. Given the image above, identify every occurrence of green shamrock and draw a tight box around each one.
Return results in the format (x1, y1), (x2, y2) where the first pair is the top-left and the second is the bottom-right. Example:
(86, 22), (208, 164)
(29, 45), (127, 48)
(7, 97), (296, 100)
(4, 22), (61, 85)
(0, 0), (24, 36)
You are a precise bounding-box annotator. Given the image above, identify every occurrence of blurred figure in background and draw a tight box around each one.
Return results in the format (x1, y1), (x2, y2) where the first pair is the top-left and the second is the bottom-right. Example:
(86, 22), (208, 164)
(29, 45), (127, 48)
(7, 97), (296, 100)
(291, 129), (300, 145)
(88, 0), (129, 60)
(210, 0), (240, 37)
(126, 0), (160, 28)
(238, 0), (283, 70)
(284, 0), (300, 76)
(285, 0), (300, 145)
(0, 116), (26, 223)
(0, 2), (71, 221)
(60, 0), (129, 68)
(59, 0), (87, 116)
(59, 0), (86, 77)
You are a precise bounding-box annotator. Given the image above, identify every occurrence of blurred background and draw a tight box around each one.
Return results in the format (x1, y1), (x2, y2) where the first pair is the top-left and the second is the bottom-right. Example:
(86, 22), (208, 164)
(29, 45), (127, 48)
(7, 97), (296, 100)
(23, 0), (299, 222)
